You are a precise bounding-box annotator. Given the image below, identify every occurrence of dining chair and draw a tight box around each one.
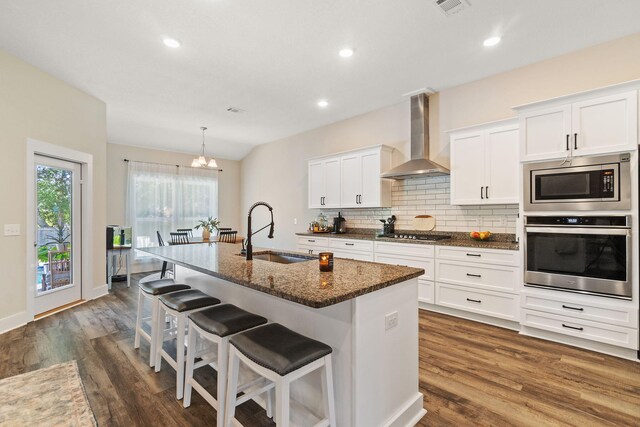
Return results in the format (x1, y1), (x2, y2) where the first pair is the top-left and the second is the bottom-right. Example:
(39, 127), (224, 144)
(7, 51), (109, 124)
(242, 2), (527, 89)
(177, 228), (194, 238)
(170, 231), (190, 245)
(218, 230), (237, 244)
(218, 227), (232, 233)
(157, 231), (170, 279)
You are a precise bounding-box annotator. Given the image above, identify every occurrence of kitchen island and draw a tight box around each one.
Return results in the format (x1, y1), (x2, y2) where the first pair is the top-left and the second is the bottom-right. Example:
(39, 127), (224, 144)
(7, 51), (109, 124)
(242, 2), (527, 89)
(140, 243), (426, 427)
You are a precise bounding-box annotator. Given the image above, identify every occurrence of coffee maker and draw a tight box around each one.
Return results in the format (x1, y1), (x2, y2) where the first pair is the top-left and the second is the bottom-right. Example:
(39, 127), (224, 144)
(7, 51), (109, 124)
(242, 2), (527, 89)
(333, 212), (347, 234)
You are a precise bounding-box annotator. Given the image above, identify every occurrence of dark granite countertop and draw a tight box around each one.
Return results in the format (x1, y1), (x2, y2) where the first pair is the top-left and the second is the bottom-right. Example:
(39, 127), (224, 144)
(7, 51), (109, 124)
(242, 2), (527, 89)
(138, 243), (424, 309)
(296, 230), (519, 251)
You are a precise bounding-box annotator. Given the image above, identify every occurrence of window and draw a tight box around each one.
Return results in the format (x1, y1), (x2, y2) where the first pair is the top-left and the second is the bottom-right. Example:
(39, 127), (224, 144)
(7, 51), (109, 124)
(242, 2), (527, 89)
(125, 161), (218, 258)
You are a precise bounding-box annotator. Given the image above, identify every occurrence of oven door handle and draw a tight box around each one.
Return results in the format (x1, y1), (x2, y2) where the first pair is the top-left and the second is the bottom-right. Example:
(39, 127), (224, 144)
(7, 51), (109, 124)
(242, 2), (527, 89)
(525, 226), (630, 236)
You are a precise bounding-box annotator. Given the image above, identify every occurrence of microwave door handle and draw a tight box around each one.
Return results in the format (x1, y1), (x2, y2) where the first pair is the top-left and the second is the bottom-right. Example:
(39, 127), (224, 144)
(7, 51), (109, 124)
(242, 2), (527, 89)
(525, 226), (630, 236)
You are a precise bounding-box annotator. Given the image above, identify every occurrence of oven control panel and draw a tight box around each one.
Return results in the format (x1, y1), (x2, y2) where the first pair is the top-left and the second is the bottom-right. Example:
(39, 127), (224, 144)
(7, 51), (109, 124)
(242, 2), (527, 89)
(525, 215), (630, 227)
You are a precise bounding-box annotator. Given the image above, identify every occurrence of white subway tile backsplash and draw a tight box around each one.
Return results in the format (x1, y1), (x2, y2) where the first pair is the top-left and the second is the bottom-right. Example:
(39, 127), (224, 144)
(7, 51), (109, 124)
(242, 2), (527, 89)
(319, 176), (518, 233)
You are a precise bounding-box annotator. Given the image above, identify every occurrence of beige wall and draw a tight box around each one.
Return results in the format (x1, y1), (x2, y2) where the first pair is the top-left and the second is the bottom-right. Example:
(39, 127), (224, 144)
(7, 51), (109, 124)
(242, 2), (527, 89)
(240, 33), (640, 251)
(0, 49), (107, 325)
(106, 143), (241, 232)
(106, 143), (241, 272)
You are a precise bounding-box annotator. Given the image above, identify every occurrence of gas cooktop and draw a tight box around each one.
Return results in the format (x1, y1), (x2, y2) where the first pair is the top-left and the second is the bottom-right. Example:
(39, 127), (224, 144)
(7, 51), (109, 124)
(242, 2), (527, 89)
(378, 233), (451, 241)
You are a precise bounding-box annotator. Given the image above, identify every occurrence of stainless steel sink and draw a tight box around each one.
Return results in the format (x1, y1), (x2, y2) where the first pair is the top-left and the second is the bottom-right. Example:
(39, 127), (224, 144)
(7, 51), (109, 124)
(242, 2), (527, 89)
(250, 251), (314, 264)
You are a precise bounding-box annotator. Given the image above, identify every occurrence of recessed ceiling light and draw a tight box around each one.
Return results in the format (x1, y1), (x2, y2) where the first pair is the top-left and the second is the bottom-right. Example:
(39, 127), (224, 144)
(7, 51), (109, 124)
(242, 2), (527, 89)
(339, 47), (354, 58)
(483, 36), (501, 47)
(317, 99), (329, 108)
(163, 37), (181, 48)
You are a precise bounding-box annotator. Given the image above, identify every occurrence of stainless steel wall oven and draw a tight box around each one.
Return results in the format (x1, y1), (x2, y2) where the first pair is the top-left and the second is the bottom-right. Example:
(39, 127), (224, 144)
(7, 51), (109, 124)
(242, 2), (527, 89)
(524, 216), (631, 299)
(523, 153), (631, 211)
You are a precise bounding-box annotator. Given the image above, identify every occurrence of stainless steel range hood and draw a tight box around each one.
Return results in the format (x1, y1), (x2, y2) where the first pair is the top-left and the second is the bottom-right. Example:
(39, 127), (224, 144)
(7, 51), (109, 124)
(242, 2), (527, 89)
(381, 93), (449, 179)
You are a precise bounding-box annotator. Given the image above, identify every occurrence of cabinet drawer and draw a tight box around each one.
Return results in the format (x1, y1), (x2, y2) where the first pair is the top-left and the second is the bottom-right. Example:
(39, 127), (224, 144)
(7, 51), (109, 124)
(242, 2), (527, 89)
(297, 245), (326, 256)
(418, 279), (434, 304)
(436, 283), (518, 321)
(436, 260), (519, 293)
(332, 250), (373, 262)
(375, 254), (433, 281)
(521, 309), (638, 349)
(297, 237), (329, 248)
(521, 292), (638, 328)
(374, 242), (435, 258)
(436, 246), (519, 266)
(329, 238), (374, 252)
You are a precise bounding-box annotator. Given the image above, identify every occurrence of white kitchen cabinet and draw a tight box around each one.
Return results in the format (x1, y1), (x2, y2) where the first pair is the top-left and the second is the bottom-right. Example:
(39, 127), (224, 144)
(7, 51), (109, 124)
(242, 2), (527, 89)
(517, 88), (638, 162)
(308, 158), (341, 208)
(341, 147), (393, 208)
(450, 120), (519, 205)
(296, 236), (329, 255)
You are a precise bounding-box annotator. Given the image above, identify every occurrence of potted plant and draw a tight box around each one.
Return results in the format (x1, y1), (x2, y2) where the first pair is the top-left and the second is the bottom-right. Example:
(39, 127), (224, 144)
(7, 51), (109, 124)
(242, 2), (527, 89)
(194, 217), (220, 240)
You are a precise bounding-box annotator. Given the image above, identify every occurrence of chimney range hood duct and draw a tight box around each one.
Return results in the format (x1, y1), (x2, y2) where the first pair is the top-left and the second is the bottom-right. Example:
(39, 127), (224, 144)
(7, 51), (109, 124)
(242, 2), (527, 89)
(380, 93), (449, 180)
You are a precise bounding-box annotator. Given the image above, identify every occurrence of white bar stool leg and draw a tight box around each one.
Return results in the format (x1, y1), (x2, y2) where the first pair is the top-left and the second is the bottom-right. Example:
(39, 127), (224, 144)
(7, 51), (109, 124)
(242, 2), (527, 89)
(134, 287), (144, 349)
(154, 302), (166, 372)
(216, 336), (229, 427)
(224, 348), (241, 427)
(322, 354), (336, 426)
(276, 377), (290, 427)
(183, 322), (198, 408)
(175, 312), (187, 400)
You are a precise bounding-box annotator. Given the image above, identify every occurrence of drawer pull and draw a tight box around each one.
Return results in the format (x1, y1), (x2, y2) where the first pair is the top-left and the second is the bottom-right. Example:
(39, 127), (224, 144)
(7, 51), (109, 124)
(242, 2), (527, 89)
(308, 239), (315, 243)
(308, 249), (313, 254)
(562, 305), (584, 311)
(562, 323), (584, 331)
(345, 243), (355, 246)
(466, 298), (481, 303)
(466, 253), (481, 257)
(466, 273), (482, 278)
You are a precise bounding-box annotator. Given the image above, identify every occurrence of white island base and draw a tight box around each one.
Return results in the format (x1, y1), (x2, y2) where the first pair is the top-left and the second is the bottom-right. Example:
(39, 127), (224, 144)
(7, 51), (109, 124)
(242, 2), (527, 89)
(176, 265), (426, 427)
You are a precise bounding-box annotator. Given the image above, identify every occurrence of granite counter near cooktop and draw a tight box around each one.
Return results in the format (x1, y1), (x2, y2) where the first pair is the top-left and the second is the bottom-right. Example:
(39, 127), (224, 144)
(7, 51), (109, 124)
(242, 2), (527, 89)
(139, 243), (424, 309)
(296, 230), (519, 251)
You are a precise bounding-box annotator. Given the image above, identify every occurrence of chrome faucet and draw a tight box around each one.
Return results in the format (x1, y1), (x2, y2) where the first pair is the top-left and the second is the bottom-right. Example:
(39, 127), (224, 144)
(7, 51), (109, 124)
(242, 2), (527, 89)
(242, 201), (274, 260)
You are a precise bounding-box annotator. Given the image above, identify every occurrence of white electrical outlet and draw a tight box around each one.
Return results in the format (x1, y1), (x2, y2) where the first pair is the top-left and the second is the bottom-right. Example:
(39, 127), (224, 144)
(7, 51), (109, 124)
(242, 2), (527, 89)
(498, 216), (507, 227)
(294, 218), (298, 225)
(3, 224), (20, 236)
(385, 311), (399, 331)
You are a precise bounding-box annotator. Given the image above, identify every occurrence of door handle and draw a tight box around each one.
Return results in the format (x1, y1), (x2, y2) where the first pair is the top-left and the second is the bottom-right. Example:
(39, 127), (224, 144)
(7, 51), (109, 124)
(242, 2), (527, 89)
(480, 187), (484, 199)
(566, 134), (570, 151)
(574, 133), (578, 150)
(562, 323), (583, 331)
(466, 273), (482, 278)
(485, 186), (489, 199)
(466, 298), (481, 303)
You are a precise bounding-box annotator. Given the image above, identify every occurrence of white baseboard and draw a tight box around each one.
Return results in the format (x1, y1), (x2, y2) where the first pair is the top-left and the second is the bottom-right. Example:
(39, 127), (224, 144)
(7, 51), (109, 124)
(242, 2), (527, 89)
(0, 311), (30, 335)
(384, 392), (427, 427)
(91, 284), (109, 300)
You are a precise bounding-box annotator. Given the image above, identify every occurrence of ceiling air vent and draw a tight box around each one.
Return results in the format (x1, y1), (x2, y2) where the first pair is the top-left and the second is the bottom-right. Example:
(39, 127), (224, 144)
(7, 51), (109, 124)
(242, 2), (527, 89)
(434, 0), (470, 15)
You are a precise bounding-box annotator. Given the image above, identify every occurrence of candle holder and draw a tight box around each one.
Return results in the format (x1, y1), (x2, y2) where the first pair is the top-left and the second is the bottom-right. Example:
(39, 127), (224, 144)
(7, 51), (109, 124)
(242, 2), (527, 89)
(319, 252), (334, 272)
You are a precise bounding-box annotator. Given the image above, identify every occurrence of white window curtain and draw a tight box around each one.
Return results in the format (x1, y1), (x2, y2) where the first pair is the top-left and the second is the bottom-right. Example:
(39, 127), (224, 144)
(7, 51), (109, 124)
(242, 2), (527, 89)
(125, 160), (218, 258)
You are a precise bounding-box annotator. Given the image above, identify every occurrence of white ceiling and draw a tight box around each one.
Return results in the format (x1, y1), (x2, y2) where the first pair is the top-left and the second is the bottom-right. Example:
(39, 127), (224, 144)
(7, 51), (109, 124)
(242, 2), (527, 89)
(1, 0), (640, 160)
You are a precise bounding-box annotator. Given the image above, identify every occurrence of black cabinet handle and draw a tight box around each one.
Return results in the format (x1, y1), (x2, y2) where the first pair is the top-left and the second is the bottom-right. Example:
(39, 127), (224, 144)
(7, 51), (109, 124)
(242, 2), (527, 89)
(466, 253), (481, 257)
(308, 239), (315, 243)
(345, 243), (355, 246)
(308, 249), (313, 254)
(574, 133), (578, 150)
(485, 186), (489, 199)
(355, 195), (359, 204)
(480, 187), (484, 199)
(466, 298), (481, 303)
(562, 323), (583, 331)
(566, 134), (570, 151)
(562, 305), (584, 311)
(359, 195), (362, 204)
(466, 273), (482, 278)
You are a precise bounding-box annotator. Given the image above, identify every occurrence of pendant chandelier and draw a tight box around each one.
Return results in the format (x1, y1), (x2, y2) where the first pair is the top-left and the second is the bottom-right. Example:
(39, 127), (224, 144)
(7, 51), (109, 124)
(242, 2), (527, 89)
(191, 126), (218, 168)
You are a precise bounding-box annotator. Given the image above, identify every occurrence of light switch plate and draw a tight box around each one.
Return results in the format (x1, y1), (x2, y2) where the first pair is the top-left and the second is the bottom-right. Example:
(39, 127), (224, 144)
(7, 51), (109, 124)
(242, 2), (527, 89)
(4, 224), (20, 236)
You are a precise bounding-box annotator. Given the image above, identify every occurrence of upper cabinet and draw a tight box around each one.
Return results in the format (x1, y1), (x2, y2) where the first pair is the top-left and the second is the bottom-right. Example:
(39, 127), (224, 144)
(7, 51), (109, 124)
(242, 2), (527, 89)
(450, 120), (519, 206)
(517, 86), (638, 162)
(308, 146), (392, 209)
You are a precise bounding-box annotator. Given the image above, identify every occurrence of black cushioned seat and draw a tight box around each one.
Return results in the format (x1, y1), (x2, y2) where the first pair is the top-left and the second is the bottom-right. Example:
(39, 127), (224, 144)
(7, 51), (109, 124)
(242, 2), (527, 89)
(139, 278), (191, 296)
(159, 289), (220, 312)
(189, 304), (267, 338)
(230, 323), (332, 376)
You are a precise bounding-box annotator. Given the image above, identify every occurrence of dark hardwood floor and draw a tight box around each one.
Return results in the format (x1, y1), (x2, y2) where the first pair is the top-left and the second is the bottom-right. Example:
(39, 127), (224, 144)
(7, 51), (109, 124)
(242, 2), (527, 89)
(1, 274), (638, 426)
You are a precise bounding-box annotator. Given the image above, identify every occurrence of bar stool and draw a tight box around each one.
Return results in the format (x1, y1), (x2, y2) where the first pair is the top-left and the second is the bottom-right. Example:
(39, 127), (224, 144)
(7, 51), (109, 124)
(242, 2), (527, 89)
(134, 278), (191, 367)
(225, 323), (336, 427)
(154, 289), (221, 399)
(183, 304), (268, 426)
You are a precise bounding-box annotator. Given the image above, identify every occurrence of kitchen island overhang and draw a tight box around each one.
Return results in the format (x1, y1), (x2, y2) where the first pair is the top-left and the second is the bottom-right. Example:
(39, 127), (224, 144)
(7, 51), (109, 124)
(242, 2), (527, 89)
(139, 243), (426, 426)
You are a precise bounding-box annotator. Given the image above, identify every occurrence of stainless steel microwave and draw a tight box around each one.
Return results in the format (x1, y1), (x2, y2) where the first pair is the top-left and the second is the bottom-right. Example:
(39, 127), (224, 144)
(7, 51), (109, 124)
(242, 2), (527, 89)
(523, 153), (631, 211)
